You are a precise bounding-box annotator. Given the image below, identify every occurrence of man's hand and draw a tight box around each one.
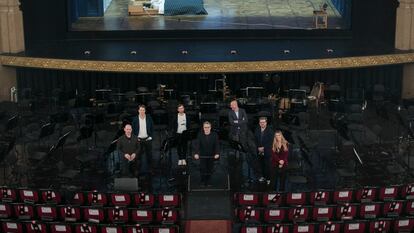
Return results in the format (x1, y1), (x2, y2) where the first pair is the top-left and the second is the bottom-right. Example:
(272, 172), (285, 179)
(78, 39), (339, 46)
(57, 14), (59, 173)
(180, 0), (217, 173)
(258, 147), (264, 153)
(278, 160), (284, 168)
(130, 153), (136, 161)
(194, 154), (199, 160)
(214, 154), (220, 160)
(124, 154), (131, 161)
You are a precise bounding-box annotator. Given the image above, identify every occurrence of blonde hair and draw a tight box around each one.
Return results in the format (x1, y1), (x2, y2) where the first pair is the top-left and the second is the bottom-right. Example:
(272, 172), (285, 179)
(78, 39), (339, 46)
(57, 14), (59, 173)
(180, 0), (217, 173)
(272, 130), (289, 152)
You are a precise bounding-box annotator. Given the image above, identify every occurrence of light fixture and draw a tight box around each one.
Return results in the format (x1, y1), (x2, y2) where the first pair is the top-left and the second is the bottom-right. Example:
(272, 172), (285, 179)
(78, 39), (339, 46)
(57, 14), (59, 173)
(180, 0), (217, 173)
(181, 50), (188, 55)
(84, 50), (91, 55)
(230, 50), (237, 55)
(283, 49), (290, 54)
(326, 48), (334, 53)
(130, 50), (137, 55)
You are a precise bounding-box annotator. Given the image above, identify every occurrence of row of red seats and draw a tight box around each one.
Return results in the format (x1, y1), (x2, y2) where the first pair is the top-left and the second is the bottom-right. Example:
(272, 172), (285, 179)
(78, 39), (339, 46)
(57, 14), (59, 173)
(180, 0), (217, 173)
(236, 200), (414, 223)
(239, 217), (414, 233)
(0, 203), (179, 224)
(0, 187), (180, 208)
(1, 220), (178, 233)
(235, 184), (413, 207)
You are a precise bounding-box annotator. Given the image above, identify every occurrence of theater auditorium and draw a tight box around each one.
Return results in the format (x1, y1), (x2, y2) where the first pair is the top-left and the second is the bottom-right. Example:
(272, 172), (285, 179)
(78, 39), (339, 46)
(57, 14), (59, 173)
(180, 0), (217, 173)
(0, 0), (413, 232)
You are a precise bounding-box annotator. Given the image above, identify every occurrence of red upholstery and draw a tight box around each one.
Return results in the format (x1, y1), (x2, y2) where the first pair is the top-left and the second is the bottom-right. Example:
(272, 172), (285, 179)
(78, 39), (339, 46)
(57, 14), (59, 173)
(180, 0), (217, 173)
(236, 193), (260, 206)
(263, 193), (284, 207)
(311, 205), (334, 221)
(107, 206), (129, 223)
(309, 191), (330, 205)
(36, 205), (58, 221)
(263, 207), (287, 223)
(110, 193), (131, 206)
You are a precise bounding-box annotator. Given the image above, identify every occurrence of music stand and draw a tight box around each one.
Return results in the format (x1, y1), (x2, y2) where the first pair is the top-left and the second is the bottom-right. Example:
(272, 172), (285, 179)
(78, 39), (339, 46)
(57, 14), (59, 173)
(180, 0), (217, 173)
(51, 131), (71, 161)
(160, 137), (177, 188)
(5, 115), (18, 132)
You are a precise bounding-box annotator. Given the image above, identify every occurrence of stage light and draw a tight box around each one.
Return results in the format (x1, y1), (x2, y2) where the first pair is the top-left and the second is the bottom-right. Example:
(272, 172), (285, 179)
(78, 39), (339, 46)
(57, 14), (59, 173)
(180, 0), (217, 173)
(84, 50), (91, 55)
(283, 49), (290, 54)
(181, 50), (188, 55)
(326, 48), (334, 53)
(230, 50), (237, 55)
(130, 50), (137, 55)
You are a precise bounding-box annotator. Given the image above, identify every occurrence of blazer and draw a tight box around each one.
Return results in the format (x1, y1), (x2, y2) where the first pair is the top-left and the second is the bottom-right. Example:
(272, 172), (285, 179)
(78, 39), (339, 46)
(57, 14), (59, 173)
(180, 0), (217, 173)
(228, 108), (248, 136)
(193, 131), (220, 157)
(170, 113), (191, 135)
(132, 114), (154, 138)
(254, 126), (274, 157)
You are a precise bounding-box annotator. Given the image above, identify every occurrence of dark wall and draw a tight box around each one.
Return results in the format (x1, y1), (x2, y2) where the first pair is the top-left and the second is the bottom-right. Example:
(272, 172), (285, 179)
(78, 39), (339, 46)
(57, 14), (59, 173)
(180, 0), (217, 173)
(20, 0), (67, 49)
(351, 0), (398, 46)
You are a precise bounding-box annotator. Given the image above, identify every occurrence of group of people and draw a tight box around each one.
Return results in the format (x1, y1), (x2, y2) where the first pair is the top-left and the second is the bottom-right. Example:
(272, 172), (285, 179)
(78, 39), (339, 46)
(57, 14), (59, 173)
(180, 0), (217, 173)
(116, 99), (290, 190)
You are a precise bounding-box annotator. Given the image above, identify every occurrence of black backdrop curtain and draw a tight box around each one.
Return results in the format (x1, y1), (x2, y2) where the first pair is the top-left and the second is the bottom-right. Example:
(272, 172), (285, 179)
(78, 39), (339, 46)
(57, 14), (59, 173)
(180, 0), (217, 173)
(16, 64), (403, 100)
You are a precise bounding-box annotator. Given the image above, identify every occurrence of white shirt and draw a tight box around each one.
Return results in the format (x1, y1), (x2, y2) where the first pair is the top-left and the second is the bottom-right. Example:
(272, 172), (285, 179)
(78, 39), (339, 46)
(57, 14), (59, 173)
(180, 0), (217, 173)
(177, 114), (187, 134)
(235, 111), (239, 119)
(138, 116), (148, 138)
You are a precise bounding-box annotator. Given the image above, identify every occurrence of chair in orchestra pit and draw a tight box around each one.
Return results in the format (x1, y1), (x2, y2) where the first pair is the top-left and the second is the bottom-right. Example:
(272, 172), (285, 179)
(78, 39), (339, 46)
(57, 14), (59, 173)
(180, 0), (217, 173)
(325, 84), (343, 112)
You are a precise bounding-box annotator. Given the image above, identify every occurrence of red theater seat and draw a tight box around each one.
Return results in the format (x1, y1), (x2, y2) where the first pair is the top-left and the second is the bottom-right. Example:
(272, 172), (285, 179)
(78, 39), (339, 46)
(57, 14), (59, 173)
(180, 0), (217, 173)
(2, 221), (24, 233)
(355, 187), (377, 203)
(156, 207), (179, 224)
(342, 221), (367, 233)
(236, 193), (260, 206)
(87, 191), (107, 206)
(0, 202), (13, 218)
(74, 223), (98, 233)
(263, 207), (287, 223)
(37, 204), (58, 221)
(405, 200), (414, 215)
(311, 205), (334, 221)
(133, 193), (155, 208)
(125, 224), (151, 233)
(83, 207), (105, 223)
(382, 200), (404, 217)
(19, 188), (39, 203)
(14, 203), (35, 220)
(0, 187), (17, 202)
(401, 183), (414, 200)
(50, 223), (74, 233)
(335, 203), (358, 220)
(69, 192), (85, 205)
(25, 221), (47, 233)
(368, 219), (391, 233)
(263, 193), (284, 207)
(240, 225), (263, 233)
(265, 224), (290, 233)
(158, 194), (180, 208)
(286, 192), (307, 206)
(309, 190), (331, 205)
(292, 223), (315, 233)
(359, 202), (381, 219)
(332, 189), (354, 204)
(100, 225), (123, 233)
(287, 206), (309, 222)
(237, 206), (261, 223)
(317, 221), (341, 233)
(60, 205), (81, 222)
(393, 217), (414, 232)
(378, 185), (399, 201)
(41, 189), (62, 204)
(152, 226), (178, 233)
(131, 208), (153, 224)
(110, 193), (131, 206)
(107, 206), (129, 223)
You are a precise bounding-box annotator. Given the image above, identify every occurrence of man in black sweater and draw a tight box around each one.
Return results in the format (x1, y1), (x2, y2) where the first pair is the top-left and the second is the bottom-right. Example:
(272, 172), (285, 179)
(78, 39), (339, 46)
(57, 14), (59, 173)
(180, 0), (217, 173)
(193, 121), (220, 186)
(117, 124), (140, 177)
(254, 117), (274, 184)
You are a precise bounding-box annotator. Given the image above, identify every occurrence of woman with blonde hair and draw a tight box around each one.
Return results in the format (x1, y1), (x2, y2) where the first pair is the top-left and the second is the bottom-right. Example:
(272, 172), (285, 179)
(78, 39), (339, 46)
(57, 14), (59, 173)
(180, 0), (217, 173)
(270, 130), (289, 191)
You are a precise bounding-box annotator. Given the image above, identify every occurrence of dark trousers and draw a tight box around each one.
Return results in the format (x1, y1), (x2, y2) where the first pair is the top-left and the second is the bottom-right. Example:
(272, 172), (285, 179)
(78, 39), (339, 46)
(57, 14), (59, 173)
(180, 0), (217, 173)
(270, 166), (286, 191)
(138, 140), (153, 173)
(200, 158), (214, 184)
(119, 156), (140, 177)
(176, 133), (187, 160)
(259, 155), (271, 180)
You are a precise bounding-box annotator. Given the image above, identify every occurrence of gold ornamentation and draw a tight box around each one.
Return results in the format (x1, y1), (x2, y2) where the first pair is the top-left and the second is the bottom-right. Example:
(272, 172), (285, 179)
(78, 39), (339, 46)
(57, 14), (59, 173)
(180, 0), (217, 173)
(2, 53), (414, 73)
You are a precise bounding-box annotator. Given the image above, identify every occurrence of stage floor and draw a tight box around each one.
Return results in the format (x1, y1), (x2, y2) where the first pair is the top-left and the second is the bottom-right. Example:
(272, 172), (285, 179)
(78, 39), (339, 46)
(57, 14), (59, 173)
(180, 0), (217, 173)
(71, 0), (347, 31)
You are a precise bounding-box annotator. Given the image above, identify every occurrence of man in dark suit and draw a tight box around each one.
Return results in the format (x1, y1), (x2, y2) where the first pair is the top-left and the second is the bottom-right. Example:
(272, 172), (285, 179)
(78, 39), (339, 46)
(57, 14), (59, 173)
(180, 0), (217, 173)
(228, 99), (248, 143)
(193, 121), (220, 186)
(132, 105), (154, 175)
(254, 117), (274, 184)
(170, 104), (191, 166)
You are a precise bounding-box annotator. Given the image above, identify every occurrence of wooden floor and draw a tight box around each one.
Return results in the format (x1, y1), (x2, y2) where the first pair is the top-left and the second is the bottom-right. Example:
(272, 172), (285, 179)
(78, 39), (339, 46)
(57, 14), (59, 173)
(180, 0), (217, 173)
(71, 0), (348, 31)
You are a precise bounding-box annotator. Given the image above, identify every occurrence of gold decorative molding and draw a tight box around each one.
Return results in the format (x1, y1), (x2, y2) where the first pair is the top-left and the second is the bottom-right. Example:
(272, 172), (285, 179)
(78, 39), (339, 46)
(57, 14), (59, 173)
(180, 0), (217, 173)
(2, 53), (414, 73)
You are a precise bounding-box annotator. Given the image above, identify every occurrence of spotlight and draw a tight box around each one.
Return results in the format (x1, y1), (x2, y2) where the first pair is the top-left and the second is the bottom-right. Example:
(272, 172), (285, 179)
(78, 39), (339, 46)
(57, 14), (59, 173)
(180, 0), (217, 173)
(130, 50), (137, 55)
(181, 50), (188, 55)
(84, 50), (91, 55)
(230, 50), (237, 55)
(326, 48), (334, 53)
(283, 49), (290, 54)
